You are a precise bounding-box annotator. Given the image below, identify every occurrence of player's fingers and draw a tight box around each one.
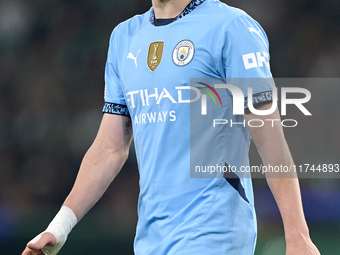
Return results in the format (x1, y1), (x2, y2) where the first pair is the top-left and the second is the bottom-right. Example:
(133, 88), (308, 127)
(22, 246), (33, 255)
(27, 232), (56, 251)
(22, 246), (45, 255)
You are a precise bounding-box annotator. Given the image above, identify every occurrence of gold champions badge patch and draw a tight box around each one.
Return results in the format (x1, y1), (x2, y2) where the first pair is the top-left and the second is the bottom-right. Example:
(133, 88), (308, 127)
(147, 41), (164, 71)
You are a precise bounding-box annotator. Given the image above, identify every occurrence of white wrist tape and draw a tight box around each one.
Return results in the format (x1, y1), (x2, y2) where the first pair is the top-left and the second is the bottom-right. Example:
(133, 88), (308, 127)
(42, 206), (78, 255)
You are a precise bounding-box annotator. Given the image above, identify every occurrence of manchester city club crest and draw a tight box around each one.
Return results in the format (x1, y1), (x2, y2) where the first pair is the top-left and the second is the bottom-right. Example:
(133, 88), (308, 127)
(173, 40), (194, 66)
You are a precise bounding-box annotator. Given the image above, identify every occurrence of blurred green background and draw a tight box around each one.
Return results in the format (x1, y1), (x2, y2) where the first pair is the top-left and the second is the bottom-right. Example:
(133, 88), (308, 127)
(0, 0), (339, 254)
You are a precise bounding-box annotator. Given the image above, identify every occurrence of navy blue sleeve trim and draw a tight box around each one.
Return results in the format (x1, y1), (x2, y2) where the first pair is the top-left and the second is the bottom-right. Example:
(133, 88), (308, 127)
(244, 90), (273, 108)
(102, 102), (130, 116)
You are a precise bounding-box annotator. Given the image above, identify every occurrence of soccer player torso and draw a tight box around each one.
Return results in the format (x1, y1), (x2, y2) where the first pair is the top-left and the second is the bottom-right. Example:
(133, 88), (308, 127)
(104, 0), (273, 254)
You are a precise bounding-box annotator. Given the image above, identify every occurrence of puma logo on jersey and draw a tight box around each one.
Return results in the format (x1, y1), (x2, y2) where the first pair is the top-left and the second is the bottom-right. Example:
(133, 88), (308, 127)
(249, 27), (263, 39)
(127, 49), (141, 68)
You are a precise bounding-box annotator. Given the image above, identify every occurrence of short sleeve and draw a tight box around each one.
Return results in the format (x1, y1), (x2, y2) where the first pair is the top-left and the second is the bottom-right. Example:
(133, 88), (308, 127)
(222, 15), (275, 106)
(103, 27), (129, 116)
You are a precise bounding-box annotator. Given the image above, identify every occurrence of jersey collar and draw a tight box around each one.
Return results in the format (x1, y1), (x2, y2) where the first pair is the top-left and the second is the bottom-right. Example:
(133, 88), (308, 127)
(150, 0), (206, 26)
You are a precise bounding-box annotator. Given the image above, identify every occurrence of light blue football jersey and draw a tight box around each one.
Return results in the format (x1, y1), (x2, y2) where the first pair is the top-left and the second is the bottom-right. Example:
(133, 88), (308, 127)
(103, 0), (274, 254)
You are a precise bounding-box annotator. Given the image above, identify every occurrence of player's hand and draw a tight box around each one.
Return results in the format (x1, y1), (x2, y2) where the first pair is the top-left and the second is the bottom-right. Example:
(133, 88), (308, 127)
(22, 232), (56, 255)
(286, 237), (320, 255)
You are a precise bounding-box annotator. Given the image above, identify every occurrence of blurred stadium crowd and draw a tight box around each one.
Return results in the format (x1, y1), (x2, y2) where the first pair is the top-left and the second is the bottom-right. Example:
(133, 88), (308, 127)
(0, 0), (339, 254)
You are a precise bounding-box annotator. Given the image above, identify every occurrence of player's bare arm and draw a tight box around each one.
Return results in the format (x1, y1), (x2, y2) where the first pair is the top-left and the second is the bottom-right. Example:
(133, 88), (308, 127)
(244, 103), (320, 255)
(63, 113), (132, 220)
(22, 113), (133, 255)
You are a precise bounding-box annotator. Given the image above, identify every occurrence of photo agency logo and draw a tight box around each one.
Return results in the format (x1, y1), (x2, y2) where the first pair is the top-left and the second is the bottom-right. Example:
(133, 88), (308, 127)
(194, 82), (312, 128)
(196, 82), (223, 113)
